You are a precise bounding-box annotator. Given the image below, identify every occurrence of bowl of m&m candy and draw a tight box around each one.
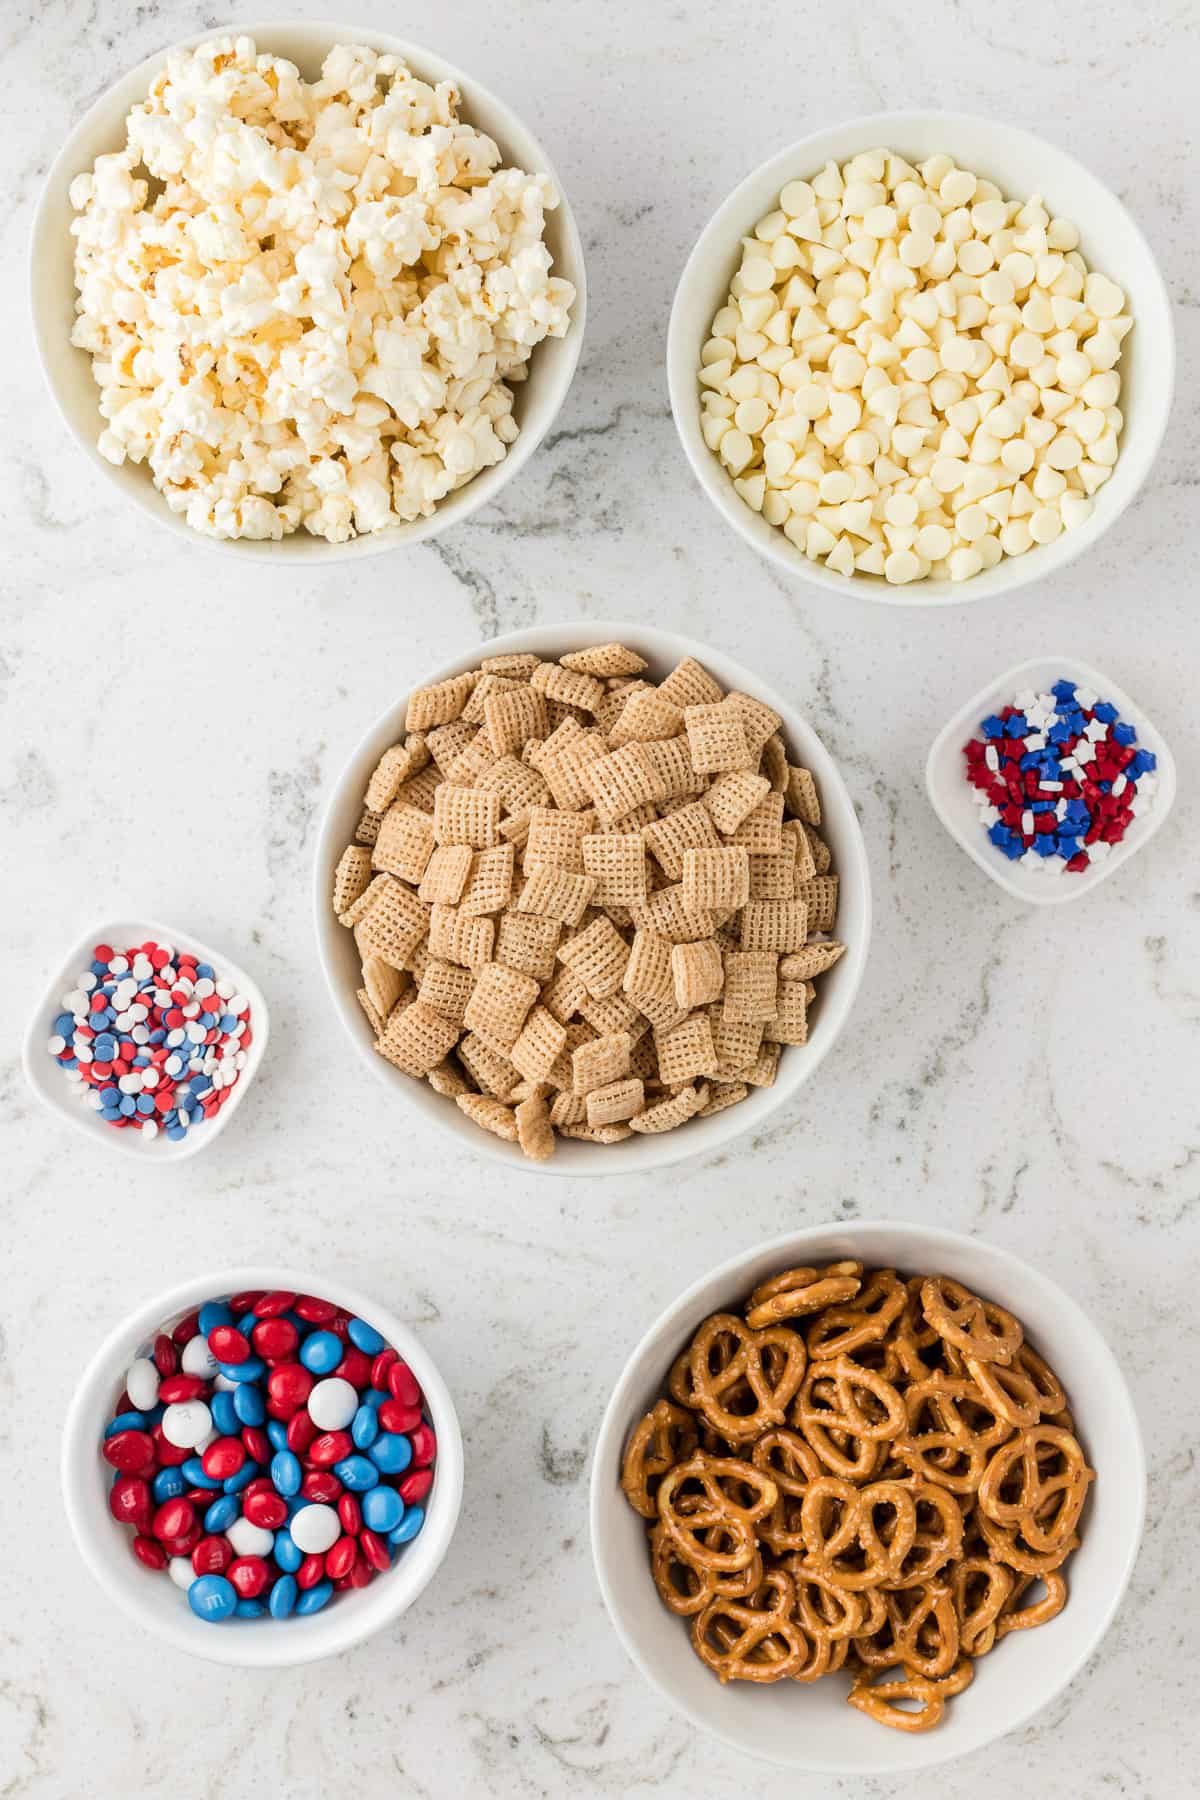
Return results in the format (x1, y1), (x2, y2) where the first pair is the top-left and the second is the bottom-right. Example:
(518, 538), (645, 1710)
(23, 920), (269, 1159)
(62, 1270), (464, 1666)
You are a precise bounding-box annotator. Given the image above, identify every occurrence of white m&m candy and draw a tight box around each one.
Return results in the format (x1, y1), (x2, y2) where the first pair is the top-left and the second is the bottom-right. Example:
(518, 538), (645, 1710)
(160, 1399), (212, 1449)
(307, 1378), (358, 1433)
(289, 1504), (341, 1556)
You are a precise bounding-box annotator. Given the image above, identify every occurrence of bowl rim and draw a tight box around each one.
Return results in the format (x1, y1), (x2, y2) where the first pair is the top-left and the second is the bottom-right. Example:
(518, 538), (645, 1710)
(311, 619), (873, 1177)
(589, 1217), (1147, 1774)
(925, 654), (1178, 906)
(667, 107), (1176, 608)
(20, 915), (270, 1162)
(29, 16), (587, 562)
(61, 1264), (465, 1667)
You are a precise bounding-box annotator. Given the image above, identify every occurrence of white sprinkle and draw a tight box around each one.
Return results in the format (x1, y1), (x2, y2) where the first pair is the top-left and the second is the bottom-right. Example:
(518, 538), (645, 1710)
(47, 1034), (65, 1055)
(985, 745), (999, 772)
(1112, 773), (1127, 796)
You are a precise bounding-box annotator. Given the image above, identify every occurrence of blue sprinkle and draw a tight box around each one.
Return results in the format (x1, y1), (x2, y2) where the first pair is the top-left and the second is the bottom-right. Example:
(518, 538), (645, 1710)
(1092, 701), (1119, 723)
(219, 1013), (238, 1033)
(981, 714), (1006, 739)
(118, 1096), (137, 1117)
(295, 1579), (334, 1616)
(54, 1012), (76, 1037)
(1032, 835), (1059, 858)
(1051, 678), (1077, 700)
(165, 1126), (189, 1141)
(269, 1575), (298, 1618)
(196, 963), (215, 980)
(1112, 721), (1137, 746)
(136, 1095), (156, 1115)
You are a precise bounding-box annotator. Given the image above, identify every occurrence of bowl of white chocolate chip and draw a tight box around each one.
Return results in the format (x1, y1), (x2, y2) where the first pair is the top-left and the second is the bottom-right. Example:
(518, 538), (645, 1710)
(668, 112), (1173, 603)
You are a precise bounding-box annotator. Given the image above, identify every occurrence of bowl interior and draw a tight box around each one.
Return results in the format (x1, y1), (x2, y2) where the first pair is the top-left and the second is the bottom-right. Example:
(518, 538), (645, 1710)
(926, 656), (1177, 906)
(668, 111), (1175, 605)
(61, 1268), (463, 1667)
(22, 917), (269, 1162)
(313, 621), (872, 1175)
(590, 1221), (1144, 1774)
(30, 19), (586, 560)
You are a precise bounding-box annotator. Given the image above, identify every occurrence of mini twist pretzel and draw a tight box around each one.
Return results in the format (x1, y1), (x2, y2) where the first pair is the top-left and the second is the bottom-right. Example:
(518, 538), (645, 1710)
(689, 1314), (806, 1442)
(886, 1579), (961, 1680)
(921, 1276), (1023, 1367)
(745, 1262), (862, 1329)
(621, 1399), (698, 1518)
(995, 1568), (1068, 1639)
(893, 1376), (1013, 1495)
(692, 1569), (817, 1684)
(794, 1356), (907, 1480)
(847, 1658), (975, 1734)
(949, 1555), (1013, 1655)
(648, 1521), (762, 1616)
(884, 1479), (965, 1590)
(751, 1427), (824, 1499)
(889, 1275), (944, 1382)
(805, 1268), (907, 1360)
(656, 1454), (777, 1573)
(790, 1562), (867, 1642)
(978, 1425), (1093, 1558)
(800, 1476), (917, 1591)
(966, 1343), (1067, 1430)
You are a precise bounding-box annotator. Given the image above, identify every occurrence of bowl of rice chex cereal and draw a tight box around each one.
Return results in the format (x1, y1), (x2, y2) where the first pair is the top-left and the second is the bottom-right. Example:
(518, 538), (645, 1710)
(314, 624), (871, 1173)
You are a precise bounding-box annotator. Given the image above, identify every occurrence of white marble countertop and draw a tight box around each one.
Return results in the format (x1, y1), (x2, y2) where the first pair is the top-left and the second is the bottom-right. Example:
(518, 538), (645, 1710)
(2, 0), (1197, 1793)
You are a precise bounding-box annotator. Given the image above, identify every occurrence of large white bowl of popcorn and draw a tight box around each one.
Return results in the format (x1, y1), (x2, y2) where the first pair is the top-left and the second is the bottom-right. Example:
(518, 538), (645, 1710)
(31, 23), (585, 557)
(668, 112), (1173, 604)
(313, 624), (871, 1175)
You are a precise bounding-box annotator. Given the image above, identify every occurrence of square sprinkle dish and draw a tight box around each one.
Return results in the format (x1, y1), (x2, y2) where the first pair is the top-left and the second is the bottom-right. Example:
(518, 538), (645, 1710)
(332, 645), (847, 1160)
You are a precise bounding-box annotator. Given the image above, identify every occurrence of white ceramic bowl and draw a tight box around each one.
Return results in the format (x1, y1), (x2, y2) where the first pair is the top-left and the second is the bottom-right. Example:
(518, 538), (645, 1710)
(590, 1219), (1145, 1774)
(21, 917), (269, 1162)
(668, 111), (1174, 606)
(30, 20), (586, 562)
(314, 621), (872, 1177)
(926, 655), (1177, 905)
(62, 1266), (464, 1667)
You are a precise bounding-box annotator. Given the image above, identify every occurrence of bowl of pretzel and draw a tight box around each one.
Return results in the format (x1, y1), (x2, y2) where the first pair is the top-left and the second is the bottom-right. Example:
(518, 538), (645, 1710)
(590, 1220), (1144, 1773)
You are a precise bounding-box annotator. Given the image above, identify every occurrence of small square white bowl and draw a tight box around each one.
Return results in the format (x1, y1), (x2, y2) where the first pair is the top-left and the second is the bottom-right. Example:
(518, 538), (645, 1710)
(926, 657), (1176, 905)
(22, 919), (269, 1160)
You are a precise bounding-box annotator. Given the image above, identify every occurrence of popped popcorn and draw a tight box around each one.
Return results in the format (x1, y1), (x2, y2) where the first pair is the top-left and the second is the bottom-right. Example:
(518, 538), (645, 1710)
(68, 36), (575, 542)
(697, 148), (1132, 585)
